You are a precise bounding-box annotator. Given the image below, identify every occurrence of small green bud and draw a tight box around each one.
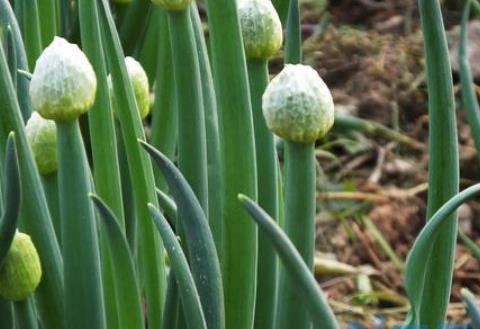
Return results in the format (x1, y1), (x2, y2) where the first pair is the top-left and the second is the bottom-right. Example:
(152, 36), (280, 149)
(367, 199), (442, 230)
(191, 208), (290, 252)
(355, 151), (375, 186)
(0, 232), (42, 302)
(26, 112), (57, 175)
(151, 0), (192, 11)
(262, 64), (334, 143)
(238, 0), (283, 60)
(29, 36), (97, 121)
(109, 57), (150, 120)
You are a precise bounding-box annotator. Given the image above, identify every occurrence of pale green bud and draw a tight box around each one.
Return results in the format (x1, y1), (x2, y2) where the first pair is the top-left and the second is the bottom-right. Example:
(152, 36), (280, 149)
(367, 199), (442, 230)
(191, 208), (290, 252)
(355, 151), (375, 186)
(109, 57), (150, 120)
(26, 112), (57, 175)
(262, 64), (334, 143)
(0, 232), (42, 301)
(151, 0), (192, 11)
(238, 0), (283, 60)
(29, 37), (97, 121)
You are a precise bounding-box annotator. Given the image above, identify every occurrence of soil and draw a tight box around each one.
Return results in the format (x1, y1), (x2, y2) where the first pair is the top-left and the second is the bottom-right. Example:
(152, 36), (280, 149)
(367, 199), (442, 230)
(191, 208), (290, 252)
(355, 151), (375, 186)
(297, 1), (480, 327)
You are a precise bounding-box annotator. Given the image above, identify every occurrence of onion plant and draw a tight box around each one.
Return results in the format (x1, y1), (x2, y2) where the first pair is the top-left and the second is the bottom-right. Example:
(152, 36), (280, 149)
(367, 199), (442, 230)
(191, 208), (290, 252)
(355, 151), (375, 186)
(0, 0), (479, 329)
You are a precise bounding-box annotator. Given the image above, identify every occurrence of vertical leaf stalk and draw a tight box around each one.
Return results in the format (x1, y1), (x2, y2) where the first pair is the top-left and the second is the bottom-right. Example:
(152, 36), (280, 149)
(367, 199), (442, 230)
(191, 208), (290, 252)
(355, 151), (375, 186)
(202, 0), (258, 327)
(167, 8), (208, 212)
(57, 120), (106, 329)
(247, 59), (278, 329)
(276, 141), (315, 329)
(417, 1), (459, 327)
(190, 4), (224, 259)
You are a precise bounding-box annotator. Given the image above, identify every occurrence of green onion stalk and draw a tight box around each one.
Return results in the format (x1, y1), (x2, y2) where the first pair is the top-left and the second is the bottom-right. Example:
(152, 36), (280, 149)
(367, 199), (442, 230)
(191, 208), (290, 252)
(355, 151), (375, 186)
(262, 64), (334, 329)
(151, 0), (208, 213)
(237, 0), (283, 327)
(190, 2), (224, 263)
(29, 37), (106, 329)
(0, 30), (63, 329)
(18, 0), (42, 70)
(150, 8), (177, 188)
(202, 0), (258, 326)
(98, 1), (166, 327)
(414, 0), (459, 327)
(0, 0), (34, 120)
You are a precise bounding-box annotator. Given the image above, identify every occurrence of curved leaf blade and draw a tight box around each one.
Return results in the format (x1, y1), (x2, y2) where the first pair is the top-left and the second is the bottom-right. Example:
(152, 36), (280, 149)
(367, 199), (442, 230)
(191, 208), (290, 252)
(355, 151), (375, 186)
(238, 194), (339, 329)
(0, 133), (20, 266)
(148, 204), (207, 329)
(91, 195), (144, 329)
(141, 141), (224, 329)
(405, 183), (480, 325)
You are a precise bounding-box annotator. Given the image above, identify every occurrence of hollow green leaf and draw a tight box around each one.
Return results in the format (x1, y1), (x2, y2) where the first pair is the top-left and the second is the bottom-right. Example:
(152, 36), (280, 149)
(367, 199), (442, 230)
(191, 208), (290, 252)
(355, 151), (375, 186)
(0, 0), (32, 120)
(0, 133), (20, 267)
(91, 195), (145, 329)
(57, 120), (105, 329)
(202, 0), (258, 325)
(417, 1), (459, 327)
(97, 2), (166, 327)
(461, 288), (480, 329)
(14, 298), (39, 329)
(141, 141), (225, 329)
(459, 3), (480, 160)
(404, 183), (480, 326)
(148, 204), (207, 329)
(239, 194), (339, 329)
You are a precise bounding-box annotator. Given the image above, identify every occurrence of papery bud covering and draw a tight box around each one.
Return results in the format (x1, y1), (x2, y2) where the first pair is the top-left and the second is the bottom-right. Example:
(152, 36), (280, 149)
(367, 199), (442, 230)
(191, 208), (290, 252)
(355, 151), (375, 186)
(26, 112), (57, 175)
(29, 37), (97, 121)
(0, 232), (42, 302)
(238, 0), (283, 60)
(262, 64), (334, 143)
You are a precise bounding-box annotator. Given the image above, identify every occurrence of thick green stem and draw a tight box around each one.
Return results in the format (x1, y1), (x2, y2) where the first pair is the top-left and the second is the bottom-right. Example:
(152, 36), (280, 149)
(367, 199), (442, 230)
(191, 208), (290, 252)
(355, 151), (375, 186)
(42, 174), (60, 244)
(459, 4), (480, 161)
(417, 1), (459, 328)
(57, 120), (106, 329)
(20, 0), (42, 70)
(14, 298), (38, 329)
(203, 0), (258, 327)
(190, 4), (224, 263)
(98, 2), (166, 327)
(247, 59), (278, 329)
(150, 9), (177, 189)
(168, 8), (208, 213)
(79, 0), (125, 228)
(276, 141), (315, 329)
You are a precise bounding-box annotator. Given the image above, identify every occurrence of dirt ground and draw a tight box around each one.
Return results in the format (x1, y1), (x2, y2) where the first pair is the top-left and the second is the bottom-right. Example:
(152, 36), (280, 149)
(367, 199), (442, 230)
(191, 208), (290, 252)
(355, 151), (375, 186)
(296, 1), (480, 327)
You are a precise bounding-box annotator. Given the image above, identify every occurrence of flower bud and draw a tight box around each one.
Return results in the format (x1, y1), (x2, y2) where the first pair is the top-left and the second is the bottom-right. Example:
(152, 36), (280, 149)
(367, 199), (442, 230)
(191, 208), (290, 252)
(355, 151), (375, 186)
(29, 37), (97, 121)
(0, 232), (42, 301)
(238, 0), (283, 60)
(262, 64), (334, 143)
(109, 57), (150, 120)
(151, 0), (192, 11)
(26, 112), (57, 175)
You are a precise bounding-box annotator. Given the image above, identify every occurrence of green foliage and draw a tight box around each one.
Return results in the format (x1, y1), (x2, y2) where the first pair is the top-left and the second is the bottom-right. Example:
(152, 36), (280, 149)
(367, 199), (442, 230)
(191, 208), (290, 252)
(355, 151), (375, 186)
(0, 1), (475, 329)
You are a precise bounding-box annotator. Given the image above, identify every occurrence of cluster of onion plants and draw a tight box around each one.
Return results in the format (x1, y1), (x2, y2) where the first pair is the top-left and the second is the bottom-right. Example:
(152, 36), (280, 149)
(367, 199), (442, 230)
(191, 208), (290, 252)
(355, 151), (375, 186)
(0, 0), (479, 328)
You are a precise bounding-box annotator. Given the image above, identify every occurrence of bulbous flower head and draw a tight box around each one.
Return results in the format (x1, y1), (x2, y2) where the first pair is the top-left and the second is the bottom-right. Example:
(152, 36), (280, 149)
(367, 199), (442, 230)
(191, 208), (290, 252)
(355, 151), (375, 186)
(26, 112), (57, 175)
(108, 57), (151, 120)
(0, 232), (42, 302)
(262, 64), (334, 143)
(238, 0), (283, 60)
(151, 0), (192, 11)
(29, 37), (97, 121)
